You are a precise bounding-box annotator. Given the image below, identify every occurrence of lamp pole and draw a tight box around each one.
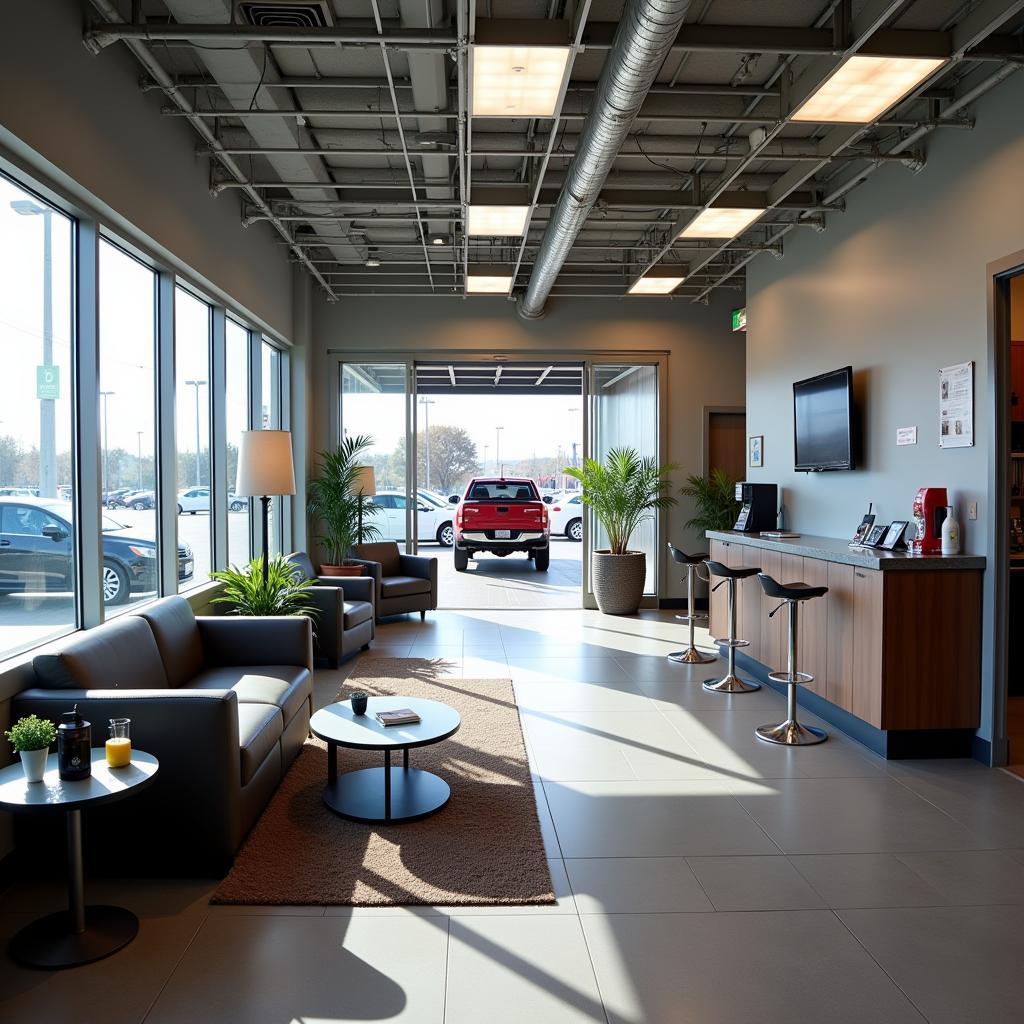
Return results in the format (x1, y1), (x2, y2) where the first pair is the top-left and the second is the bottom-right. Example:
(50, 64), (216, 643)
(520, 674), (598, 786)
(99, 391), (114, 494)
(418, 397), (435, 490)
(11, 200), (56, 497)
(185, 380), (207, 486)
(495, 426), (504, 476)
(482, 444), (489, 473)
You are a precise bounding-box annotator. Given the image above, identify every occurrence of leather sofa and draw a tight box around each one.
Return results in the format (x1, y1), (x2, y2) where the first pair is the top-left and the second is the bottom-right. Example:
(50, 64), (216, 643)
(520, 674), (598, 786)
(13, 596), (313, 873)
(285, 551), (375, 667)
(350, 542), (438, 621)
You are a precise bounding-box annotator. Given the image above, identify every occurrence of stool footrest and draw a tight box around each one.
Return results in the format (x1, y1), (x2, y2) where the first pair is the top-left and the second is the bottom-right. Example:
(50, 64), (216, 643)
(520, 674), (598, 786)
(714, 638), (750, 650)
(675, 613), (709, 626)
(767, 671), (815, 686)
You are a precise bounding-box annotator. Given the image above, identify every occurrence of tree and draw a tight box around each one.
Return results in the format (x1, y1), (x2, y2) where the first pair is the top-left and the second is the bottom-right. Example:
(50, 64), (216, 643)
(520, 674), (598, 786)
(395, 425), (479, 492)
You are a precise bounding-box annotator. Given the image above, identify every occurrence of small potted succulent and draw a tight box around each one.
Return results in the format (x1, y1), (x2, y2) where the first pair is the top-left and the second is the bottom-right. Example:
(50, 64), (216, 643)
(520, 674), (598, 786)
(5, 714), (57, 783)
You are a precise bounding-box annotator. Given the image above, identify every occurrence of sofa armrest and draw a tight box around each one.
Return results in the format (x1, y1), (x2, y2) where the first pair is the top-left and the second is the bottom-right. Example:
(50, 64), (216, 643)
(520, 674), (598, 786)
(315, 576), (374, 606)
(306, 586), (343, 629)
(196, 615), (314, 673)
(348, 559), (382, 600)
(400, 554), (437, 584)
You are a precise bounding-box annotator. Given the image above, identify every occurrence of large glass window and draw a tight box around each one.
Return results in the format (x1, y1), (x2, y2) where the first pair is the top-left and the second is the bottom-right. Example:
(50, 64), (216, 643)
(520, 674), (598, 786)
(98, 240), (160, 610)
(262, 342), (284, 556)
(0, 177), (75, 657)
(226, 320), (251, 566)
(175, 287), (212, 588)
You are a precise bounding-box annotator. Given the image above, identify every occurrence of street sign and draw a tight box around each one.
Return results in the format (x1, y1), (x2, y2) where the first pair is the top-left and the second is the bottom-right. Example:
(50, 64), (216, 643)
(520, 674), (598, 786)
(36, 365), (59, 401)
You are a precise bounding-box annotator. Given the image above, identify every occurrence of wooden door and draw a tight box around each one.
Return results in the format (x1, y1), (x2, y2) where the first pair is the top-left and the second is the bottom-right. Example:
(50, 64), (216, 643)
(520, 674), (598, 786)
(798, 556), (829, 696)
(852, 568), (884, 727)
(826, 562), (855, 712)
(707, 411), (746, 481)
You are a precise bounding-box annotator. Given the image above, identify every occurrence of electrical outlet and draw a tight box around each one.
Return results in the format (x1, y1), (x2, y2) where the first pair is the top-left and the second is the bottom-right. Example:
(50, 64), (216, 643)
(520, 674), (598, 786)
(968, 502), (978, 520)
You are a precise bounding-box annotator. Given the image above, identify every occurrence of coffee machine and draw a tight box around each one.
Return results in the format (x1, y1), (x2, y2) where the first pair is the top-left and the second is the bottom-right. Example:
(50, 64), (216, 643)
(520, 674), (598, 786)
(911, 487), (948, 554)
(733, 482), (778, 532)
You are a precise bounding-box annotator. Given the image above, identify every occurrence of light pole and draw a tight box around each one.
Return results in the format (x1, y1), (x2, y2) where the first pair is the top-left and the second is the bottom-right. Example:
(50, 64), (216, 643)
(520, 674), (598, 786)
(136, 430), (144, 490)
(185, 380), (207, 486)
(482, 444), (489, 473)
(11, 200), (56, 498)
(418, 397), (435, 490)
(99, 391), (114, 494)
(495, 426), (504, 476)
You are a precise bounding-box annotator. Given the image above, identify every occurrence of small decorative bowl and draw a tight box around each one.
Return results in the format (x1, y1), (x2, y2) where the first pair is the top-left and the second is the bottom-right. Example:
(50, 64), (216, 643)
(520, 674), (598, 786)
(350, 691), (369, 716)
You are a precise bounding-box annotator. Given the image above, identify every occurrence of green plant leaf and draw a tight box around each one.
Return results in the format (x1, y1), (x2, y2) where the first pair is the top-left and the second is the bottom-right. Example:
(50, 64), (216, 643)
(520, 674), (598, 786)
(679, 468), (740, 533)
(210, 555), (319, 630)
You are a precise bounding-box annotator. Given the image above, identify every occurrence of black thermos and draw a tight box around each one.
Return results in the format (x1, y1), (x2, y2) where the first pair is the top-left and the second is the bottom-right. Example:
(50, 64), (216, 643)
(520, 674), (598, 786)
(58, 704), (92, 781)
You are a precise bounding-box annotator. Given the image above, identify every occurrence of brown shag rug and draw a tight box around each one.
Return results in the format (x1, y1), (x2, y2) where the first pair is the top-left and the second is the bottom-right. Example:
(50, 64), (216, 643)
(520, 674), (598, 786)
(210, 658), (554, 907)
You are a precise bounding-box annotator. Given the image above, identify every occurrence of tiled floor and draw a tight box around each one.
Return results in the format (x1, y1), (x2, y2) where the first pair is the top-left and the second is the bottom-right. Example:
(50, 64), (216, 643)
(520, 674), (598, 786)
(3, 609), (1024, 1023)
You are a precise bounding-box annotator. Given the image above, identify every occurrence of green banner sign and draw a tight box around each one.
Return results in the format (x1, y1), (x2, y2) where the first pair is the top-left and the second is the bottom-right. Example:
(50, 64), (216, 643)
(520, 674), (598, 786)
(36, 365), (60, 401)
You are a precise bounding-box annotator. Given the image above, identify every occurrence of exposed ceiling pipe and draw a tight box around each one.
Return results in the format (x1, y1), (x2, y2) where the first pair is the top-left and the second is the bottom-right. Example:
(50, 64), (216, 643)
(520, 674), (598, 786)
(518, 0), (693, 319)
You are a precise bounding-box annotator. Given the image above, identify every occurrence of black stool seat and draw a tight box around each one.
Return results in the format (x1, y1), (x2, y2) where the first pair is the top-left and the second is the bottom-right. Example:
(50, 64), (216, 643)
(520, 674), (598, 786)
(757, 574), (828, 602)
(705, 560), (761, 580)
(668, 543), (707, 566)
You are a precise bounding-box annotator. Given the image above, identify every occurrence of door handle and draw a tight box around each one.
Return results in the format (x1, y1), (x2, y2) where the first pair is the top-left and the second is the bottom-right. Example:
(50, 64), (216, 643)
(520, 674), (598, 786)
(0, 540), (9, 547)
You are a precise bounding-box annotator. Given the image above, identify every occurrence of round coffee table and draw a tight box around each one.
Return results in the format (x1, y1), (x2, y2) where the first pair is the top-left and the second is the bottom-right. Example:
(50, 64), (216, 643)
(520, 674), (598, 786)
(0, 748), (159, 969)
(310, 697), (460, 824)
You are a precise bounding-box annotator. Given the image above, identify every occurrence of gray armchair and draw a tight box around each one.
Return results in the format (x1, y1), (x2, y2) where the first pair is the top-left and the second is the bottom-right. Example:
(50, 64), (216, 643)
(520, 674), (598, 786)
(350, 542), (438, 621)
(285, 552), (375, 667)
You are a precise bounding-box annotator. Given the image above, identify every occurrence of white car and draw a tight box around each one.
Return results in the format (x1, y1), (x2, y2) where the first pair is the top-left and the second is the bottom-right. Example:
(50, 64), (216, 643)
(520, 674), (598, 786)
(369, 490), (455, 546)
(177, 487), (210, 514)
(549, 493), (584, 541)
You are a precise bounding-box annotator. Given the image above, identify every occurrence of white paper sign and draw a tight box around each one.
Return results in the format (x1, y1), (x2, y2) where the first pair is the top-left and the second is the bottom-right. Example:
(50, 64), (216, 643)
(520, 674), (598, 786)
(939, 362), (974, 449)
(896, 426), (917, 446)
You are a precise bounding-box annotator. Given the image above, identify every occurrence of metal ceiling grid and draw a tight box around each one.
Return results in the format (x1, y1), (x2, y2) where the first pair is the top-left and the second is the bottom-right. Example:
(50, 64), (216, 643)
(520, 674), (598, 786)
(87, 0), (1023, 311)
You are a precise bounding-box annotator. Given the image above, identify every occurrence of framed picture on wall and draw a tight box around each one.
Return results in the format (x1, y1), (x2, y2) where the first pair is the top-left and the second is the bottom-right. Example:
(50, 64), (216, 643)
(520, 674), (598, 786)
(749, 435), (763, 468)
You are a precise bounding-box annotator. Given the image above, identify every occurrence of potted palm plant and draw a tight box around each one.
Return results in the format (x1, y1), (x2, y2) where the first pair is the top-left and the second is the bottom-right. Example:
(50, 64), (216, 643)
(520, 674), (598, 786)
(5, 714), (57, 783)
(307, 435), (383, 576)
(210, 554), (318, 618)
(565, 447), (677, 615)
(679, 468), (740, 532)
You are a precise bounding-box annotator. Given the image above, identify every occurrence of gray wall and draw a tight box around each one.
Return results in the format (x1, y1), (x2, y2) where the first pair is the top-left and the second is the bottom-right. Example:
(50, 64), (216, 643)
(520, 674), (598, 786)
(0, 2), (293, 339)
(310, 292), (747, 599)
(744, 70), (1024, 749)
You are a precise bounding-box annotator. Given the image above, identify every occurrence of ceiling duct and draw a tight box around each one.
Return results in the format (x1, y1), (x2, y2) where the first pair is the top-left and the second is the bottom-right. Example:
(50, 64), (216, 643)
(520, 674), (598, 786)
(518, 0), (692, 318)
(235, 1), (333, 27)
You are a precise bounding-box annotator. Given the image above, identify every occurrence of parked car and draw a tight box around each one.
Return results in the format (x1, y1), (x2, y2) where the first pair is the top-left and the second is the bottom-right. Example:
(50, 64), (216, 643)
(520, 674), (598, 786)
(0, 487), (36, 498)
(549, 493), (584, 541)
(418, 489), (457, 508)
(228, 493), (248, 512)
(126, 490), (156, 511)
(0, 497), (193, 605)
(177, 487), (210, 514)
(454, 477), (550, 571)
(369, 490), (455, 547)
(104, 487), (136, 509)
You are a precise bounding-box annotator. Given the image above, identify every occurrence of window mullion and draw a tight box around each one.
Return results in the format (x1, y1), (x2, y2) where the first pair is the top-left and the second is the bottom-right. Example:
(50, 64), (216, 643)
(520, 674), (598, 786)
(156, 272), (178, 595)
(210, 306), (228, 571)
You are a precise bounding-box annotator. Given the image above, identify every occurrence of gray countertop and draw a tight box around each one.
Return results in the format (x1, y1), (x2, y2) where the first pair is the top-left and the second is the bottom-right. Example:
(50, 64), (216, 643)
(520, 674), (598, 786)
(705, 530), (986, 571)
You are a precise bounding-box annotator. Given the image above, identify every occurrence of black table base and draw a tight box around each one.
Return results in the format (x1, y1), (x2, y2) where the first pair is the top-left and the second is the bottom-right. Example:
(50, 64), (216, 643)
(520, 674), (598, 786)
(10, 905), (139, 970)
(323, 766), (451, 823)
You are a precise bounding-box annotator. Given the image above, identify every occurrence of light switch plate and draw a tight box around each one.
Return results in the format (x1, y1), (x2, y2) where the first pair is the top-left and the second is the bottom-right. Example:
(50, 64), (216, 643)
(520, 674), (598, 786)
(968, 502), (977, 520)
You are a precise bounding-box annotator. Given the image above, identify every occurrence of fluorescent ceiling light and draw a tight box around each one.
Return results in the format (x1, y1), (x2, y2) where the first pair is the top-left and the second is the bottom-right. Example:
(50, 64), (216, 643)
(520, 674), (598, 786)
(678, 207), (764, 239)
(467, 267), (514, 294)
(792, 55), (946, 124)
(628, 271), (685, 295)
(467, 205), (531, 236)
(471, 45), (572, 117)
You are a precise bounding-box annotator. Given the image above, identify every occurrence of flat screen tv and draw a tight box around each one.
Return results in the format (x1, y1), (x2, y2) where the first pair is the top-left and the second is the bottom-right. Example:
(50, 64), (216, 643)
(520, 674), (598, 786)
(793, 366), (856, 472)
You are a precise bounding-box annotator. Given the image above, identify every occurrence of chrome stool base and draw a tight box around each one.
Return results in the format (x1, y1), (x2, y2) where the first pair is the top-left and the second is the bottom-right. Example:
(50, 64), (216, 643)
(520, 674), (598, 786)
(755, 719), (827, 746)
(668, 647), (716, 665)
(704, 673), (761, 694)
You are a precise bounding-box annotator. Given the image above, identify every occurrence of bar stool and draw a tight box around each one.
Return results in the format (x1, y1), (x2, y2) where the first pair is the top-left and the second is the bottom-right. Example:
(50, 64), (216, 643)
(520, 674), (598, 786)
(666, 543), (716, 664)
(703, 560), (762, 693)
(755, 574), (829, 745)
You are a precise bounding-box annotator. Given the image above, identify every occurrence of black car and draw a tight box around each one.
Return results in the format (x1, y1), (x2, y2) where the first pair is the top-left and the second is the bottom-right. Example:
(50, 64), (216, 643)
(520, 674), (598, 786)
(0, 498), (193, 605)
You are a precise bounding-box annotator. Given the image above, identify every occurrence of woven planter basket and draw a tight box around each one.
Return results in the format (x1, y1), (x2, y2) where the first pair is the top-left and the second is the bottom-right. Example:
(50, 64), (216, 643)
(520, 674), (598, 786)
(591, 550), (647, 615)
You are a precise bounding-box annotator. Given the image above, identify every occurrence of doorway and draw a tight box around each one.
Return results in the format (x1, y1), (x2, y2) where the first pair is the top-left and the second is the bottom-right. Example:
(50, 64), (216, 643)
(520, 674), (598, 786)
(1005, 273), (1024, 775)
(705, 407), (747, 482)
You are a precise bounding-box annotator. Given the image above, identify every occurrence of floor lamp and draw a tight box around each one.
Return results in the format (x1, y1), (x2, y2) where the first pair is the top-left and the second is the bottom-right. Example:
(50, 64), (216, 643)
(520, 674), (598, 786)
(235, 430), (296, 583)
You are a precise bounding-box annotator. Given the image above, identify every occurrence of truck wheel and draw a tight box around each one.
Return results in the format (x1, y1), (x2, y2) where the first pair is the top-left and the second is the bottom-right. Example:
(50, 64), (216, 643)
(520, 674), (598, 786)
(567, 518), (583, 542)
(534, 546), (550, 571)
(454, 547), (469, 572)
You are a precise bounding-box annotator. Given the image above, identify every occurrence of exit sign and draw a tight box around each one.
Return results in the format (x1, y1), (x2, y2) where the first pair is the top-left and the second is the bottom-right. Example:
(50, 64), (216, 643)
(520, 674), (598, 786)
(36, 365), (60, 400)
(731, 307), (747, 332)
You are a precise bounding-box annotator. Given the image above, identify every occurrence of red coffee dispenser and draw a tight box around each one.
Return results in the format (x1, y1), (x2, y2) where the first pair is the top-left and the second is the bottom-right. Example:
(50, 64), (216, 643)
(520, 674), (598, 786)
(911, 487), (948, 554)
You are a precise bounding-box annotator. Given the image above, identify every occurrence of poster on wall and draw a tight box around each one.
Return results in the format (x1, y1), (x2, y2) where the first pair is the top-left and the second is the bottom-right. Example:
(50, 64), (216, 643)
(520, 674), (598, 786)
(938, 361), (974, 449)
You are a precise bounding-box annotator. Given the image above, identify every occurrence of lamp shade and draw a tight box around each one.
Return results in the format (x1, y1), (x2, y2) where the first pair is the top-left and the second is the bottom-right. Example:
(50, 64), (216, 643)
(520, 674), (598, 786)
(235, 430), (296, 497)
(353, 465), (376, 496)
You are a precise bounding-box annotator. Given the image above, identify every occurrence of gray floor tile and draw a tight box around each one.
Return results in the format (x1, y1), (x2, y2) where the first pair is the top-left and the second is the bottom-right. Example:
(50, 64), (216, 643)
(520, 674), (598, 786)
(543, 780), (779, 858)
(513, 678), (655, 713)
(145, 913), (448, 1024)
(510, 657), (632, 684)
(445, 915), (606, 1024)
(894, 849), (1024, 905)
(521, 712), (637, 781)
(565, 856), (715, 914)
(840, 905), (1024, 1024)
(445, 859), (577, 916)
(789, 853), (947, 909)
(686, 855), (826, 911)
(581, 910), (924, 1024)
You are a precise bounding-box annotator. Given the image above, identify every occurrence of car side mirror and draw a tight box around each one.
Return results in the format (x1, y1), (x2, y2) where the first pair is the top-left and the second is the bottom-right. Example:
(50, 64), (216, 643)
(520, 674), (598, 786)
(543, 496), (554, 503)
(42, 525), (67, 542)
(448, 496), (459, 504)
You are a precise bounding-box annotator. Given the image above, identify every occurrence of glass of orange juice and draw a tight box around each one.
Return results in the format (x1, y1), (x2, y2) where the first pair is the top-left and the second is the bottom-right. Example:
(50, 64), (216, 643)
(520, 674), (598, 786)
(106, 718), (131, 768)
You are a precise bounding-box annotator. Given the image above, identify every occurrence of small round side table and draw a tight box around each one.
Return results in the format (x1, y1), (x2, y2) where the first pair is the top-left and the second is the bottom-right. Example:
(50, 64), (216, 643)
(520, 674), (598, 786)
(0, 748), (159, 969)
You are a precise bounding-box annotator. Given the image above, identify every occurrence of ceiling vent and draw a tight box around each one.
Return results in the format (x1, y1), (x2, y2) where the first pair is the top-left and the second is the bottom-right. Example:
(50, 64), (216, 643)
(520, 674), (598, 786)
(235, 1), (334, 28)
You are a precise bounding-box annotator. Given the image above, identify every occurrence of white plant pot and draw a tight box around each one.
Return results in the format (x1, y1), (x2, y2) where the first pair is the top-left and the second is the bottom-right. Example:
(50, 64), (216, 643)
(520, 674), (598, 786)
(19, 746), (49, 784)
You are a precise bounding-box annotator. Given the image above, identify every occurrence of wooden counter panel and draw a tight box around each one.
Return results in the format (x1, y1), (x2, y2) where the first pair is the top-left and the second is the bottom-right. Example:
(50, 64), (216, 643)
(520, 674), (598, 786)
(852, 568), (884, 728)
(708, 540), (729, 641)
(826, 562), (855, 713)
(798, 556), (829, 697)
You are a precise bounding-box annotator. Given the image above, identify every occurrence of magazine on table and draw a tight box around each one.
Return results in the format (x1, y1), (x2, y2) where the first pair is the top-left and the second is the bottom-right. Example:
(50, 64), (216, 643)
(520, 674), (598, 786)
(375, 708), (421, 726)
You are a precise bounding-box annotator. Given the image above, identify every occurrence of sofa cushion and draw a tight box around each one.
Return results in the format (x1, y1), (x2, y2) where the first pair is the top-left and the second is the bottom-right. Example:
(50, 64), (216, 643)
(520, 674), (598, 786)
(381, 575), (433, 599)
(237, 702), (283, 786)
(33, 616), (169, 690)
(137, 596), (205, 689)
(188, 665), (311, 725)
(343, 600), (373, 631)
(353, 542), (401, 577)
(285, 551), (317, 581)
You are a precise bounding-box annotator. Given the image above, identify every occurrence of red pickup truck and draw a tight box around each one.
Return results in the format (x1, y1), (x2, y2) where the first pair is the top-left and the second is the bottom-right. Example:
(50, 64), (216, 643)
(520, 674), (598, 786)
(454, 477), (550, 572)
